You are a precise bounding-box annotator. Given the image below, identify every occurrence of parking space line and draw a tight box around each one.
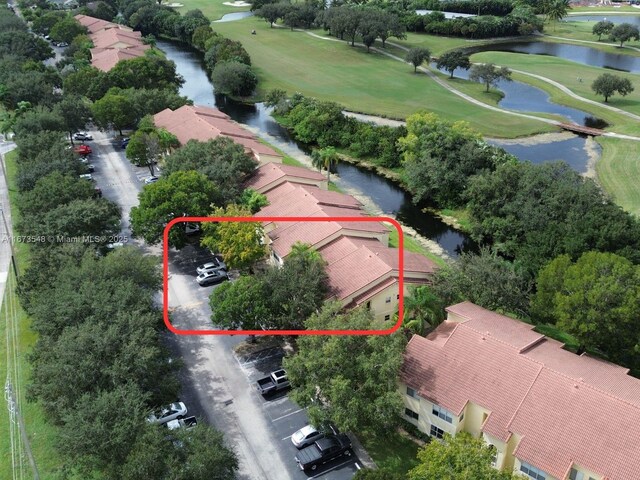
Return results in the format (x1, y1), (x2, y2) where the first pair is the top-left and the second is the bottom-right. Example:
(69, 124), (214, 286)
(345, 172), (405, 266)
(355, 463), (361, 470)
(281, 435), (292, 441)
(308, 459), (355, 479)
(271, 408), (304, 423)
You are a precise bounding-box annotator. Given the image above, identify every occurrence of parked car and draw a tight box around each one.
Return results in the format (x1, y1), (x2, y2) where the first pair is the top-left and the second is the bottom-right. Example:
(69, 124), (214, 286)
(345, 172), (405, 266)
(73, 144), (92, 156)
(196, 257), (227, 275)
(147, 402), (187, 425)
(256, 369), (290, 396)
(73, 132), (93, 141)
(120, 137), (130, 149)
(85, 164), (95, 173)
(166, 416), (197, 431)
(79, 173), (93, 181)
(58, 41), (68, 47)
(294, 434), (352, 472)
(292, 425), (325, 449)
(185, 222), (200, 235)
(196, 270), (229, 287)
(144, 176), (159, 185)
(93, 187), (102, 198)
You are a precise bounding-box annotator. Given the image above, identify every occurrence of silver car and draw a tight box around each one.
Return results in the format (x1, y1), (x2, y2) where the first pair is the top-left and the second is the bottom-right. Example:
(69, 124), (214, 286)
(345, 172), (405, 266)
(147, 402), (187, 425)
(196, 270), (229, 286)
(291, 425), (324, 449)
(196, 257), (227, 275)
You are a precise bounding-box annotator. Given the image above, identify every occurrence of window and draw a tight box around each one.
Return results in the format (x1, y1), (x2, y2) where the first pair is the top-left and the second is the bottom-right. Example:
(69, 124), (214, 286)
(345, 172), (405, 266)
(366, 301), (371, 310)
(520, 462), (547, 480)
(488, 444), (497, 467)
(385, 296), (392, 304)
(432, 404), (453, 423)
(459, 412), (464, 422)
(396, 294), (400, 299)
(405, 408), (419, 421)
(429, 425), (444, 439)
(569, 470), (583, 480)
(406, 386), (418, 398)
(384, 314), (390, 321)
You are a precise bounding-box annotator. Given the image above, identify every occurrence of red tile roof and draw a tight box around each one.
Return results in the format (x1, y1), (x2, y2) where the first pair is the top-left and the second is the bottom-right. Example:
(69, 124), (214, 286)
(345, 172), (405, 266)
(245, 162), (327, 193)
(401, 301), (640, 480)
(153, 106), (281, 160)
(74, 15), (146, 72)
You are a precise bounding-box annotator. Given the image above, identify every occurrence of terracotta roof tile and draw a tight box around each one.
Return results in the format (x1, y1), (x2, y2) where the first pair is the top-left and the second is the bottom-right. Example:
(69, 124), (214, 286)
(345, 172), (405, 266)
(153, 106), (281, 160)
(401, 303), (640, 479)
(91, 48), (146, 72)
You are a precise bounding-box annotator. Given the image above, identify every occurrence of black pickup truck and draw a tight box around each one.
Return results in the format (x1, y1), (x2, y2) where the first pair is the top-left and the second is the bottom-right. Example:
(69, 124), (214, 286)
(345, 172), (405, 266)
(294, 433), (352, 471)
(256, 369), (290, 396)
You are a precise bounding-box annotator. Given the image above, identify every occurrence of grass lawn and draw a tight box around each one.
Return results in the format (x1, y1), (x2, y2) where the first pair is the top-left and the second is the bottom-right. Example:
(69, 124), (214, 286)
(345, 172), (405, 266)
(358, 429), (421, 476)
(470, 50), (640, 127)
(0, 151), (63, 479)
(595, 137), (640, 216)
(175, 0), (249, 21)
(570, 5), (640, 13)
(388, 227), (447, 267)
(213, 19), (554, 138)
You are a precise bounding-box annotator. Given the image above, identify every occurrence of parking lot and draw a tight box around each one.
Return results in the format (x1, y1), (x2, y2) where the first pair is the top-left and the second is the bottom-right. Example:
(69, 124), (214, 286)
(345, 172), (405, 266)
(236, 347), (362, 479)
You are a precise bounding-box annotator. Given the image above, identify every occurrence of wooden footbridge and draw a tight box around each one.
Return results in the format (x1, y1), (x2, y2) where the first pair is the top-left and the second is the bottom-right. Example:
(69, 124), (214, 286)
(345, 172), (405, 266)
(558, 123), (605, 136)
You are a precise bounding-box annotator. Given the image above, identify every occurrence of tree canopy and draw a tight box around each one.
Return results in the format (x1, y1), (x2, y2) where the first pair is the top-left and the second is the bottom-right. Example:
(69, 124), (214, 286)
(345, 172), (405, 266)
(469, 63), (512, 92)
(406, 47), (431, 73)
(609, 22), (640, 47)
(591, 73), (634, 102)
(408, 433), (515, 480)
(531, 251), (640, 368)
(436, 50), (471, 78)
(283, 303), (406, 434)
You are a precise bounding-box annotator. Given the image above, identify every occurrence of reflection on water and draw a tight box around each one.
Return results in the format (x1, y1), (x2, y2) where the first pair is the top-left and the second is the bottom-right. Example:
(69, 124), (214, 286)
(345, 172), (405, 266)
(157, 40), (473, 256)
(214, 11), (254, 22)
(466, 41), (640, 73)
(569, 14), (640, 26)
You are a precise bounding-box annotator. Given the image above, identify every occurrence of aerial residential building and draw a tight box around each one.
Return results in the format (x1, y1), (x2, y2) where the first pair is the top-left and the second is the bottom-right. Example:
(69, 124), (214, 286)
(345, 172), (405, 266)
(153, 105), (283, 164)
(244, 162), (327, 194)
(400, 301), (640, 480)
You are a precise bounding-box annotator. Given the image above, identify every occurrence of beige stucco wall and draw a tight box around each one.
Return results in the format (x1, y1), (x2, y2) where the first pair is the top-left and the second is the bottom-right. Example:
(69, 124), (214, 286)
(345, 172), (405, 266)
(399, 381), (461, 437)
(463, 401), (492, 438)
(361, 282), (400, 322)
(256, 152), (283, 164)
(563, 464), (601, 480)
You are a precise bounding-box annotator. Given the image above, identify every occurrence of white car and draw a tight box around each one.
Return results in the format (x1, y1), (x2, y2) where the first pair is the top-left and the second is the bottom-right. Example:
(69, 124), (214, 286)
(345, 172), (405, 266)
(196, 258), (227, 275)
(291, 425), (324, 449)
(144, 176), (159, 185)
(147, 402), (187, 425)
(79, 173), (93, 181)
(73, 132), (93, 141)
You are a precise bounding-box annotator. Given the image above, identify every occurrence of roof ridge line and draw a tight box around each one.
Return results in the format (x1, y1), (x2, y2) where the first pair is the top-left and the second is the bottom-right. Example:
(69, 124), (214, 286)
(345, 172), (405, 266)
(506, 364), (543, 431)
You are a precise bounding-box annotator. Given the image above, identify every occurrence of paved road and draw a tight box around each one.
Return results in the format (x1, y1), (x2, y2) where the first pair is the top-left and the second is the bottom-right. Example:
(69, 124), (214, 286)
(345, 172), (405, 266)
(89, 132), (362, 480)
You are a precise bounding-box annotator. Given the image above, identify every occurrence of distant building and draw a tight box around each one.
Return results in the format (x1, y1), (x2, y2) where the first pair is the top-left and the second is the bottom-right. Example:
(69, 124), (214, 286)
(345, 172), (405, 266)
(153, 105), (283, 164)
(74, 14), (148, 71)
(400, 301), (640, 480)
(415, 9), (477, 19)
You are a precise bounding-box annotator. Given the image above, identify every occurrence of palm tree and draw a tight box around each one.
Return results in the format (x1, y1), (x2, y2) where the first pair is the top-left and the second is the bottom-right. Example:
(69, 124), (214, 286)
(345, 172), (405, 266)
(544, 0), (570, 30)
(311, 146), (339, 183)
(403, 286), (445, 336)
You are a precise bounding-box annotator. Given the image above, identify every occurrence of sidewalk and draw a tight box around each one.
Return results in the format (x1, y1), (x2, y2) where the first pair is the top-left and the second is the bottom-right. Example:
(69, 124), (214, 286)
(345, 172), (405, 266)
(0, 142), (17, 306)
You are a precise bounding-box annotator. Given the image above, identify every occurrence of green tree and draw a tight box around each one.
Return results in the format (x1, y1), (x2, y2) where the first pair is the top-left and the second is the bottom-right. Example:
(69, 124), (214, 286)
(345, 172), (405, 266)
(32, 10), (66, 35)
(63, 66), (111, 101)
(591, 73), (634, 102)
(49, 16), (88, 43)
(436, 50), (471, 79)
(408, 432), (515, 480)
(469, 63), (512, 92)
(211, 61), (258, 97)
(592, 19), (614, 41)
(428, 248), (532, 318)
(532, 252), (640, 364)
(163, 137), (257, 204)
(17, 172), (96, 219)
(283, 302), (406, 434)
(405, 47), (431, 73)
(210, 276), (273, 330)
(403, 285), (445, 335)
(130, 171), (222, 248)
(200, 204), (267, 271)
(543, 0), (570, 29)
(257, 2), (290, 27)
(54, 94), (92, 143)
(108, 55), (184, 92)
(354, 469), (404, 480)
(92, 89), (137, 135)
(529, 254), (571, 325)
(57, 384), (149, 472)
(310, 146), (338, 183)
(239, 188), (269, 213)
(609, 22), (640, 47)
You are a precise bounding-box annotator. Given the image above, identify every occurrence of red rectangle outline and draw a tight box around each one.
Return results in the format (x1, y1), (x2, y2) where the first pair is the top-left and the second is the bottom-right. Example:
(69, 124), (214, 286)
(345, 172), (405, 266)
(163, 216), (404, 336)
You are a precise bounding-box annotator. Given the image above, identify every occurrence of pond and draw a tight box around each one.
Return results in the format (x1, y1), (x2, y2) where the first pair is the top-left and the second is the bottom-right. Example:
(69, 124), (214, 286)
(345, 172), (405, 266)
(435, 62), (607, 127)
(214, 11), (254, 22)
(568, 14), (640, 26)
(157, 40), (474, 257)
(465, 40), (640, 72)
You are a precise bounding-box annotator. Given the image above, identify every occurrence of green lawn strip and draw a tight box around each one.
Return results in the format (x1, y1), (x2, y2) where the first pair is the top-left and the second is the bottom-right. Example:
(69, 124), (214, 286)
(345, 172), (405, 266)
(388, 227), (447, 268)
(214, 19), (553, 137)
(595, 137), (640, 216)
(470, 50), (640, 121)
(0, 151), (63, 478)
(386, 31), (479, 56)
(437, 208), (472, 232)
(570, 6), (640, 13)
(358, 429), (421, 476)
(176, 0), (249, 21)
(533, 323), (580, 352)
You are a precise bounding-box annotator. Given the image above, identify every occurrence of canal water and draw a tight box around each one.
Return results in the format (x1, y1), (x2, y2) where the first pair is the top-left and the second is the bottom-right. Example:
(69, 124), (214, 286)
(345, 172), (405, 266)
(157, 39), (473, 256)
(568, 14), (640, 26)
